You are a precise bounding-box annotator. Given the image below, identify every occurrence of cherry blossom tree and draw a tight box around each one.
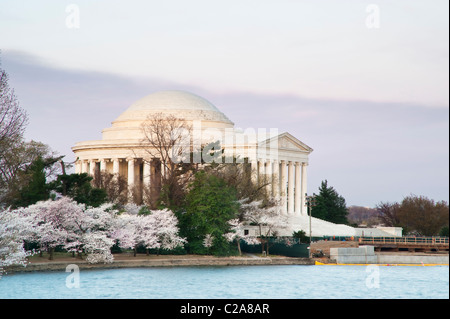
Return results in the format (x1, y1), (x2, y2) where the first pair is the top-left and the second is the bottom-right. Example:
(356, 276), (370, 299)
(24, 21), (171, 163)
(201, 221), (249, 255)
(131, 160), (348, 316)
(240, 198), (289, 255)
(111, 208), (185, 256)
(111, 213), (141, 256)
(74, 203), (118, 263)
(0, 208), (35, 278)
(151, 209), (186, 251)
(19, 198), (71, 260)
(110, 213), (138, 252)
(15, 197), (118, 263)
(202, 234), (214, 254)
(123, 203), (142, 215)
(82, 232), (115, 264)
(224, 218), (259, 256)
(1, 197), (185, 271)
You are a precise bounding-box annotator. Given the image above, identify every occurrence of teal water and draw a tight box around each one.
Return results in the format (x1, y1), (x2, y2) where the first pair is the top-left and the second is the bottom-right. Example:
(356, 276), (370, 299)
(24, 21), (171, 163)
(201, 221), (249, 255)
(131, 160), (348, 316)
(0, 265), (448, 299)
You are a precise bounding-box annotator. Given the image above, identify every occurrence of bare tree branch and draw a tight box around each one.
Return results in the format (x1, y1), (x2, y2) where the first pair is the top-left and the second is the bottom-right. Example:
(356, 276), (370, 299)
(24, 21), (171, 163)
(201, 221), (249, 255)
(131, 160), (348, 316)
(139, 113), (193, 208)
(0, 70), (28, 154)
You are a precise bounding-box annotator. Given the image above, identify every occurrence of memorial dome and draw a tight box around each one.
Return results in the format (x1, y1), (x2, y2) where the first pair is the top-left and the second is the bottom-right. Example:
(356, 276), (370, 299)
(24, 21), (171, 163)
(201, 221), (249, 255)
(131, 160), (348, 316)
(72, 88), (313, 223)
(113, 90), (234, 126)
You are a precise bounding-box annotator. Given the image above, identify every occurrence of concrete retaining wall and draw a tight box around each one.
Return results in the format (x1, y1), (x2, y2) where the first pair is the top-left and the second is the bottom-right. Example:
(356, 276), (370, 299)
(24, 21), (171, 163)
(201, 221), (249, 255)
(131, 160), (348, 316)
(377, 254), (449, 265)
(330, 246), (377, 264)
(330, 246), (449, 264)
(6, 256), (314, 273)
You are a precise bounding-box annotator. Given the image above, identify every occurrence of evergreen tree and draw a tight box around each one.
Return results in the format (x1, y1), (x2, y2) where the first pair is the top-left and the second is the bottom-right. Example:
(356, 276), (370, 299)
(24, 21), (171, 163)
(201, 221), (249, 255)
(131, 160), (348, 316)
(180, 171), (239, 255)
(311, 180), (349, 224)
(49, 173), (107, 207)
(439, 225), (449, 237)
(13, 156), (49, 207)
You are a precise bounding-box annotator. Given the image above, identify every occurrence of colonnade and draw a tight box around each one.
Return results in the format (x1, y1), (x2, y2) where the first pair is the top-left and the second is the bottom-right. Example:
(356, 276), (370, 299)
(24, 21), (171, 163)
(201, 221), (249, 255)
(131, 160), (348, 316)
(251, 159), (308, 216)
(76, 157), (156, 188)
(76, 157), (308, 216)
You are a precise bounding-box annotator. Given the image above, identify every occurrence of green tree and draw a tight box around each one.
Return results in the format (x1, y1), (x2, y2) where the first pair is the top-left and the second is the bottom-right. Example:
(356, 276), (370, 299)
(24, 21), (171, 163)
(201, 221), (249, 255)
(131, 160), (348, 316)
(12, 156), (49, 207)
(292, 230), (308, 243)
(439, 225), (449, 237)
(311, 180), (349, 224)
(0, 138), (61, 207)
(181, 171), (239, 255)
(49, 173), (107, 207)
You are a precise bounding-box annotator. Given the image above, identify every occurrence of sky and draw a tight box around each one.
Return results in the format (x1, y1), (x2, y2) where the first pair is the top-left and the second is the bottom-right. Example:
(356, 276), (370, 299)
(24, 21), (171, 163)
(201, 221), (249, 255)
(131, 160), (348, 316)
(0, 0), (448, 207)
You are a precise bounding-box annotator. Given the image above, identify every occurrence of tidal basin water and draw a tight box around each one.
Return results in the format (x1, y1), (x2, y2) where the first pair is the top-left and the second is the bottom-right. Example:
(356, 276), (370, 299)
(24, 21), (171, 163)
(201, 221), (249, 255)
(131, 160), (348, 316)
(0, 265), (448, 299)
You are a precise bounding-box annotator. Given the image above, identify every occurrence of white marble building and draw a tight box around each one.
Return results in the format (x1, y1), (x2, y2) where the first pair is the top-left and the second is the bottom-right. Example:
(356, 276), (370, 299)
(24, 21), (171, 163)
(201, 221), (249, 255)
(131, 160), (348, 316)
(72, 90), (402, 238)
(72, 90), (313, 216)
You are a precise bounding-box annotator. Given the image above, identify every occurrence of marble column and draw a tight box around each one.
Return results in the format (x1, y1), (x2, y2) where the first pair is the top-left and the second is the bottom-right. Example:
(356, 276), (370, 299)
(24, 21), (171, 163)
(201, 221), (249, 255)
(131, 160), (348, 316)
(74, 161), (81, 174)
(112, 158), (120, 175)
(265, 159), (272, 195)
(89, 160), (96, 176)
(161, 162), (166, 181)
(294, 162), (301, 215)
(251, 160), (258, 184)
(287, 161), (294, 215)
(272, 159), (279, 198)
(100, 159), (107, 172)
(143, 160), (151, 188)
(258, 159), (265, 186)
(127, 158), (135, 187)
(301, 162), (308, 216)
(280, 160), (287, 214)
(81, 160), (88, 174)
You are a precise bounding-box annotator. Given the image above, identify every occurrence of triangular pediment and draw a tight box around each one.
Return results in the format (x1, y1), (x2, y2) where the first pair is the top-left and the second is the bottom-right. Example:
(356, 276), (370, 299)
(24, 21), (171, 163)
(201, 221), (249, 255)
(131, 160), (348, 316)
(258, 132), (313, 153)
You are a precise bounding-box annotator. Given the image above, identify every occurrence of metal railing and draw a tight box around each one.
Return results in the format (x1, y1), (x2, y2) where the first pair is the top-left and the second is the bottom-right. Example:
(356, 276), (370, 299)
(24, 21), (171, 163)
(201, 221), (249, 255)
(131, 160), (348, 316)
(358, 236), (449, 245)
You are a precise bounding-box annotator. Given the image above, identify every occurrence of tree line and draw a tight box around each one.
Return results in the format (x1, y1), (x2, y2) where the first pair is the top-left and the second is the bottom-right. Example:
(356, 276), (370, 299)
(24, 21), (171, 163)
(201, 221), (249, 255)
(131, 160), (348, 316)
(375, 196), (449, 237)
(309, 180), (449, 237)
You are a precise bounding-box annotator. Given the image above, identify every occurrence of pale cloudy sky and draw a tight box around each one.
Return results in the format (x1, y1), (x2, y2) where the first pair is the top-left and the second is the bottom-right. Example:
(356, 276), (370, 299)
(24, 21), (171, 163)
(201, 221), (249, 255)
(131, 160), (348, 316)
(0, 0), (448, 207)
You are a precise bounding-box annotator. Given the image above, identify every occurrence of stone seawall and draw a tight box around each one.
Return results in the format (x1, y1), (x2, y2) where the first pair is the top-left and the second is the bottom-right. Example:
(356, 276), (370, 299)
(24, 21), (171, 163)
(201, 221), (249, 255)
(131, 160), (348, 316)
(376, 253), (449, 265)
(330, 246), (449, 264)
(7, 256), (314, 273)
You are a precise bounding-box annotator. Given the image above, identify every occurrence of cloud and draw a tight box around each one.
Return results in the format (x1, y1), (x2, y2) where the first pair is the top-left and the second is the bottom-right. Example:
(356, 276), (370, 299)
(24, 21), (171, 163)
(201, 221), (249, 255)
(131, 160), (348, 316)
(2, 50), (448, 206)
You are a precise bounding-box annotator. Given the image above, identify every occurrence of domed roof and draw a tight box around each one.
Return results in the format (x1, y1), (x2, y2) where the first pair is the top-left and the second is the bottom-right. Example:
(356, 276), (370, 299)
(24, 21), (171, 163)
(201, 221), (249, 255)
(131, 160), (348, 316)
(114, 90), (233, 126)
(128, 90), (219, 112)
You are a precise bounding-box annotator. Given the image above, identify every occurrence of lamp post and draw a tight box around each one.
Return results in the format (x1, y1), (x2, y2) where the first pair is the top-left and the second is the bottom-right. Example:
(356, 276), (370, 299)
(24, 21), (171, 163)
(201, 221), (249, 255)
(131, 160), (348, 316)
(305, 194), (316, 258)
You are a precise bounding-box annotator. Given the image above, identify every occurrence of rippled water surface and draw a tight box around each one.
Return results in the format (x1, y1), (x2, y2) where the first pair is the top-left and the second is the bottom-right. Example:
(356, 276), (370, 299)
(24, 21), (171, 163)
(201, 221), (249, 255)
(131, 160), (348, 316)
(1, 265), (448, 299)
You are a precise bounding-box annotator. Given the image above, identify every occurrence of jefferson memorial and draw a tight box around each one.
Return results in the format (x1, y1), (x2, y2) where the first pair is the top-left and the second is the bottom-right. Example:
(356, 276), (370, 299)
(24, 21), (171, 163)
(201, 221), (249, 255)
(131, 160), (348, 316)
(72, 90), (312, 216)
(72, 90), (400, 237)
